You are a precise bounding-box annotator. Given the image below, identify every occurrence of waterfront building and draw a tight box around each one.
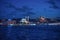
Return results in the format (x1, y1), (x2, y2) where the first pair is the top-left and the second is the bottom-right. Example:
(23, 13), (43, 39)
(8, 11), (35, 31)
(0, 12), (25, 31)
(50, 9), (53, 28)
(39, 16), (47, 23)
(7, 19), (16, 25)
(20, 18), (29, 24)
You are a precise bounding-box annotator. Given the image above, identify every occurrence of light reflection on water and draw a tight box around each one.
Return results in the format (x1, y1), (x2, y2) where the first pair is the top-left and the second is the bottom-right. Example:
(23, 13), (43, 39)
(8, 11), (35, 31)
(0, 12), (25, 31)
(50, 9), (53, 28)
(7, 25), (12, 37)
(0, 25), (60, 40)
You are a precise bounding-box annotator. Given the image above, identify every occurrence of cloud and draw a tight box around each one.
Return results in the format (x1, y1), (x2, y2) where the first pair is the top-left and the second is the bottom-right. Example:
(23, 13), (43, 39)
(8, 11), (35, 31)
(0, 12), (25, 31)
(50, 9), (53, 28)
(23, 12), (36, 16)
(5, 2), (16, 8)
(5, 3), (33, 12)
(46, 0), (60, 9)
(5, 2), (36, 17)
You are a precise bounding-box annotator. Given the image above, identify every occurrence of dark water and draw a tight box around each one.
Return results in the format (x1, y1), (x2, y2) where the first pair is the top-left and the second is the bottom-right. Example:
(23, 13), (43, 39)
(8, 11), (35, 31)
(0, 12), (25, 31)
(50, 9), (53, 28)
(0, 25), (60, 40)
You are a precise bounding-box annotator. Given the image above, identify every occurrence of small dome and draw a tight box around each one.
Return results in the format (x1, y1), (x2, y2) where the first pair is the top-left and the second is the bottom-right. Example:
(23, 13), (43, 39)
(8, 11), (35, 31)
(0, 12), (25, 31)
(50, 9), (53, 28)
(8, 19), (11, 21)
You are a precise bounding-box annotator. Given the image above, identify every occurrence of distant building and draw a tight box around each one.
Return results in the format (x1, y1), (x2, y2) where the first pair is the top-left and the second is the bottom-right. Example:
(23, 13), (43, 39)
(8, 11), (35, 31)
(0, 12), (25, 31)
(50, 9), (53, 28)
(20, 18), (29, 24)
(0, 19), (8, 25)
(7, 19), (16, 24)
(0, 19), (2, 23)
(39, 16), (47, 23)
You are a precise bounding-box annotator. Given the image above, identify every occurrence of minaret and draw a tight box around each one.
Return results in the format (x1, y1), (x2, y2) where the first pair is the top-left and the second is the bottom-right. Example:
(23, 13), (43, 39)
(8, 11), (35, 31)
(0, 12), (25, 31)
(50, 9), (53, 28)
(25, 16), (29, 21)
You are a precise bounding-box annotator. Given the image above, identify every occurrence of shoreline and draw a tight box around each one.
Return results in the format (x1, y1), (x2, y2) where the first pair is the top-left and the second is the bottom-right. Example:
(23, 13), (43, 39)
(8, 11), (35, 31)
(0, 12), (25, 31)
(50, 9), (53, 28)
(0, 23), (60, 26)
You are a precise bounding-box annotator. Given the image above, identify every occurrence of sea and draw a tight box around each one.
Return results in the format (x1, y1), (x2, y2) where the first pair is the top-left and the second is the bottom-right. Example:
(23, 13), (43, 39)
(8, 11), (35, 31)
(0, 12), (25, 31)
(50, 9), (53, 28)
(0, 25), (60, 40)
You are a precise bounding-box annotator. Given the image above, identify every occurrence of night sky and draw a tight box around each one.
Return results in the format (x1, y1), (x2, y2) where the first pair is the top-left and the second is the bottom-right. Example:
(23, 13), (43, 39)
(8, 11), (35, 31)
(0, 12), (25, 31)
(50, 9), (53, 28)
(0, 0), (60, 19)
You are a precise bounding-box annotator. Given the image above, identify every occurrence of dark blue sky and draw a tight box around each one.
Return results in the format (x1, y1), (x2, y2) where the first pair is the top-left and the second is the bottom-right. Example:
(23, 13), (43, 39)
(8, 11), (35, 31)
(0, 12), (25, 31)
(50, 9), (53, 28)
(0, 0), (60, 19)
